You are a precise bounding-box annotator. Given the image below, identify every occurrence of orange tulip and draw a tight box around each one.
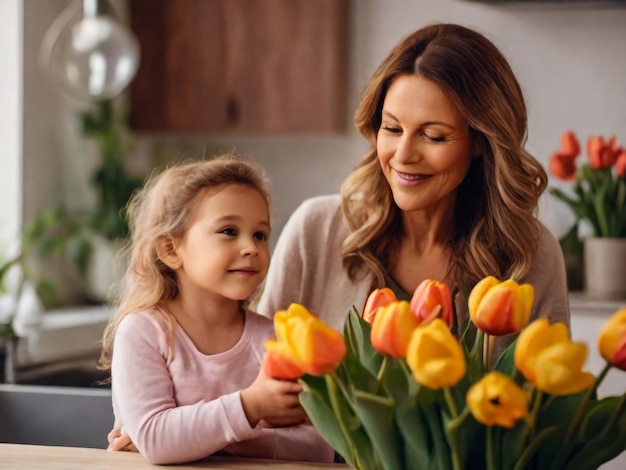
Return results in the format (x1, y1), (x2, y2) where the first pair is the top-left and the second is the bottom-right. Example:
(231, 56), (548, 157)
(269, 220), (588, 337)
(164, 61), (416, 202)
(264, 304), (346, 378)
(362, 288), (397, 324)
(560, 130), (580, 158)
(468, 276), (534, 336)
(549, 152), (577, 181)
(410, 279), (454, 328)
(587, 135), (621, 169)
(263, 341), (304, 380)
(616, 150), (626, 179)
(371, 301), (421, 359)
(598, 308), (626, 371)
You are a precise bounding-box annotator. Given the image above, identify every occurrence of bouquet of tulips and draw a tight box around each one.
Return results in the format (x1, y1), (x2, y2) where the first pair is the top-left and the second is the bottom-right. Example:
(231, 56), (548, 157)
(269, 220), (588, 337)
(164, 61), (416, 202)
(263, 277), (626, 470)
(549, 131), (626, 238)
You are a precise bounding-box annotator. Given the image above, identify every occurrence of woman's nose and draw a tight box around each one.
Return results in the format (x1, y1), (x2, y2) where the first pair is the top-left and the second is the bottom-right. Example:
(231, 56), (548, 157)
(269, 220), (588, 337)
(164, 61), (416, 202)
(394, 136), (420, 164)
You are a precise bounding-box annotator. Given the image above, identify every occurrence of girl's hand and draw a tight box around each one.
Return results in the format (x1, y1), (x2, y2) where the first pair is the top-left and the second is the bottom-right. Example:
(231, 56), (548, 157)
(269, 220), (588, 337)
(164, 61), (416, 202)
(107, 429), (138, 452)
(240, 369), (307, 428)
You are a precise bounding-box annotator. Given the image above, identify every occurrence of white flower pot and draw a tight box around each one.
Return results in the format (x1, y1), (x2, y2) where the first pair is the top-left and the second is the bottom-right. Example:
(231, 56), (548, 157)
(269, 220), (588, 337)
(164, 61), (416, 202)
(583, 237), (626, 299)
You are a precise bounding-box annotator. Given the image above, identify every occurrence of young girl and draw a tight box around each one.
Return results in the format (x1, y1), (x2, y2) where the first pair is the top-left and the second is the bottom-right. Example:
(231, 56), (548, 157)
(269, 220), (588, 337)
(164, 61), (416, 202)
(99, 156), (334, 465)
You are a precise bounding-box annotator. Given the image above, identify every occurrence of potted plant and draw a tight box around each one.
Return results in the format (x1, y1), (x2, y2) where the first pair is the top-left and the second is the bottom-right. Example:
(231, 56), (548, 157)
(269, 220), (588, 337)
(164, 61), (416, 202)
(24, 98), (143, 303)
(548, 131), (626, 298)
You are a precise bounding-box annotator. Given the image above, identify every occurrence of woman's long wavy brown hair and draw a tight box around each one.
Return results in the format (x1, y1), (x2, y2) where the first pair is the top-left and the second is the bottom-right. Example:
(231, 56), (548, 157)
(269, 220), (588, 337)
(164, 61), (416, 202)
(99, 155), (271, 371)
(341, 23), (547, 295)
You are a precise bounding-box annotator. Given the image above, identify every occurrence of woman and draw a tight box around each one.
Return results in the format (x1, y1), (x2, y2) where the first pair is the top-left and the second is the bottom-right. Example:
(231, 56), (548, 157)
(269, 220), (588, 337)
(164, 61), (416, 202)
(256, 23), (569, 356)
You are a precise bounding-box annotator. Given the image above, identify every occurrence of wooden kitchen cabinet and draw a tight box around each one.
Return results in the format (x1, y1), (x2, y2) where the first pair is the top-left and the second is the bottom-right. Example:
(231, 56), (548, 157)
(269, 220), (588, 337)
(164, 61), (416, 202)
(128, 0), (350, 134)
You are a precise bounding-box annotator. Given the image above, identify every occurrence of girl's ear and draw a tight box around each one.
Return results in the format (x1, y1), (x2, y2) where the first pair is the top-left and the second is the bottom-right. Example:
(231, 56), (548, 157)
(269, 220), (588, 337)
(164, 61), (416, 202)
(157, 236), (181, 270)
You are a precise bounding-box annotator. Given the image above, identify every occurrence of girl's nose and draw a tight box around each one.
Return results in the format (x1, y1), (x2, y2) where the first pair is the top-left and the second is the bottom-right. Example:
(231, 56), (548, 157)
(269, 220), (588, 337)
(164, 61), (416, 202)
(240, 242), (258, 257)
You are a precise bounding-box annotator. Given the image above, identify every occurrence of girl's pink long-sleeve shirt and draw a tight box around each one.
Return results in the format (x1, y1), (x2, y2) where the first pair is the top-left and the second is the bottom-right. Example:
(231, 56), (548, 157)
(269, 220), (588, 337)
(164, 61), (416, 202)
(111, 309), (334, 465)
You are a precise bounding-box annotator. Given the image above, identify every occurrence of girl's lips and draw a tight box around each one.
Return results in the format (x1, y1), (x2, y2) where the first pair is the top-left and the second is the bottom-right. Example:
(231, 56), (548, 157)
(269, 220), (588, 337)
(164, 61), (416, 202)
(394, 169), (433, 186)
(229, 268), (259, 275)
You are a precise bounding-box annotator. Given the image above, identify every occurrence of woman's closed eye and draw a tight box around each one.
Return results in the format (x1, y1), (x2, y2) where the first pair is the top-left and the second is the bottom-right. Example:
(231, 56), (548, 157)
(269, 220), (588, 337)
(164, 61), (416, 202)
(381, 125), (402, 134)
(422, 132), (448, 143)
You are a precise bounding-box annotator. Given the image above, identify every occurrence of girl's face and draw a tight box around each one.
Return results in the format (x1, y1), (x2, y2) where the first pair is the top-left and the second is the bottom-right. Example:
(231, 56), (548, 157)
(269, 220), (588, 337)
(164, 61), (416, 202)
(376, 74), (476, 216)
(173, 184), (271, 302)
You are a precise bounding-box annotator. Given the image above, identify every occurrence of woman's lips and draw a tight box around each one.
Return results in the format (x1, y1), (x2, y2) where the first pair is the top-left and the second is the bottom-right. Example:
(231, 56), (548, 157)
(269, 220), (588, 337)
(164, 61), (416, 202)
(395, 169), (433, 186)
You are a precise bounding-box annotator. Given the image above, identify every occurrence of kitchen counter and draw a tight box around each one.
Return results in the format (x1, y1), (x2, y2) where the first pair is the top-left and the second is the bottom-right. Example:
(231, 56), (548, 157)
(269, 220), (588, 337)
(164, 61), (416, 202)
(0, 444), (348, 469)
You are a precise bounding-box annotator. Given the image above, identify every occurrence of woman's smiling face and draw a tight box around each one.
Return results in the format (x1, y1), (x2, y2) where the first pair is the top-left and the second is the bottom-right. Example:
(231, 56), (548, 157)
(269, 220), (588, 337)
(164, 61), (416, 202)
(377, 73), (476, 216)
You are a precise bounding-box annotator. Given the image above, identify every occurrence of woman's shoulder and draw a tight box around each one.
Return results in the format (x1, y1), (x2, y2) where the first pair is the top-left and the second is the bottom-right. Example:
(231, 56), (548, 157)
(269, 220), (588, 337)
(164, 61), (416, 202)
(536, 223), (564, 261)
(283, 194), (346, 239)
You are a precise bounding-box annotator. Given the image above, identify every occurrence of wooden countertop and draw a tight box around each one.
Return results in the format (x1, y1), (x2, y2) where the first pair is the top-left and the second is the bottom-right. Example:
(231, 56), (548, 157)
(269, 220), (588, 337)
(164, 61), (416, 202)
(0, 444), (348, 469)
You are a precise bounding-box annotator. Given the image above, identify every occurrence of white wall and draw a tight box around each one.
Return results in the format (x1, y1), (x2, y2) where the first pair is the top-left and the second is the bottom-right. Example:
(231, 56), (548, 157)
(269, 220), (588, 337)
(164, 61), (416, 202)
(132, 0), (626, 242)
(0, 0), (22, 250)
(18, 0), (626, 267)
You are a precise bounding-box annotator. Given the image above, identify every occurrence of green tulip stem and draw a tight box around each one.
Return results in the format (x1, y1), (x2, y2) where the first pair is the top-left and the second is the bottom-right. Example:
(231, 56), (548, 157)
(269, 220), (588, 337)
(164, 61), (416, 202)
(593, 390), (626, 443)
(444, 387), (460, 418)
(565, 362), (612, 444)
(326, 373), (361, 469)
(551, 362), (613, 470)
(377, 355), (388, 382)
(523, 387), (543, 445)
(486, 426), (496, 470)
(483, 333), (493, 371)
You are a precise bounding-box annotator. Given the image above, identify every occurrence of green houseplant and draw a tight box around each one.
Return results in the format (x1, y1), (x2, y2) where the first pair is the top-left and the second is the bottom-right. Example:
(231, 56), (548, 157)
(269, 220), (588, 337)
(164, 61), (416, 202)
(23, 99), (143, 302)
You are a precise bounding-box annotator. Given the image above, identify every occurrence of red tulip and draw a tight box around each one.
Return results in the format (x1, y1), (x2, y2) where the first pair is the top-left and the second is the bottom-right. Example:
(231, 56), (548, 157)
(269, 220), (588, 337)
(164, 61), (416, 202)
(362, 288), (397, 324)
(549, 152), (577, 181)
(560, 130), (580, 158)
(587, 135), (621, 169)
(616, 150), (626, 178)
(409, 279), (454, 328)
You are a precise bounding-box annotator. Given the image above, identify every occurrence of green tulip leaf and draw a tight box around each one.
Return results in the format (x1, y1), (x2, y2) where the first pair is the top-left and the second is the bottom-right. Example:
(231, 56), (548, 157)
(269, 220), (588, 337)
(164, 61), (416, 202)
(345, 307), (384, 376)
(352, 390), (404, 470)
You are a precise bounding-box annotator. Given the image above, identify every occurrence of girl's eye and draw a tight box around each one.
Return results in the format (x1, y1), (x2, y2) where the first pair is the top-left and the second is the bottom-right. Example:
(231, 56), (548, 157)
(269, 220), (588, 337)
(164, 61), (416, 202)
(254, 232), (268, 241)
(220, 228), (237, 236)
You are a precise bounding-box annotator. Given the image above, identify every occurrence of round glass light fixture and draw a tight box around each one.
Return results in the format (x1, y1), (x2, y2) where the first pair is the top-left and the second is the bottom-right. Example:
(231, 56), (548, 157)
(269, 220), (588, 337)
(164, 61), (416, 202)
(39, 0), (140, 102)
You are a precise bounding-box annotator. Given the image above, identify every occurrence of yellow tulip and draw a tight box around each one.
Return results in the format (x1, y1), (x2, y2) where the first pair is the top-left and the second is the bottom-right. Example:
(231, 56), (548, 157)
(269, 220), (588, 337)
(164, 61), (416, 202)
(362, 288), (397, 324)
(466, 372), (528, 428)
(515, 319), (595, 395)
(468, 276), (534, 336)
(371, 301), (421, 359)
(409, 279), (454, 328)
(406, 319), (466, 389)
(598, 308), (626, 371)
(265, 304), (346, 377)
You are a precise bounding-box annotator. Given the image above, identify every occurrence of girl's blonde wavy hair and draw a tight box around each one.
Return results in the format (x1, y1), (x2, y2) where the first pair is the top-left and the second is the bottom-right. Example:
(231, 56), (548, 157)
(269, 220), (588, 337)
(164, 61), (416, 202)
(99, 154), (271, 371)
(342, 23), (547, 295)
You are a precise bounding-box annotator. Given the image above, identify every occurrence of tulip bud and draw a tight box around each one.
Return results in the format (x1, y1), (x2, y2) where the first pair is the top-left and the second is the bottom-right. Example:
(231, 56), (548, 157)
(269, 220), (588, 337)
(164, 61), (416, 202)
(466, 372), (528, 428)
(406, 319), (466, 389)
(362, 288), (397, 324)
(371, 301), (421, 358)
(515, 319), (595, 395)
(549, 152), (577, 181)
(468, 277), (534, 336)
(409, 279), (454, 328)
(598, 308), (626, 371)
(560, 131), (580, 158)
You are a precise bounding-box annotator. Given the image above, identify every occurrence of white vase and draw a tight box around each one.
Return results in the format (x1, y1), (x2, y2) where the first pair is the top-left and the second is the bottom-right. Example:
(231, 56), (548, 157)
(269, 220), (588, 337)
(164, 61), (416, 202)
(86, 235), (127, 303)
(583, 237), (626, 299)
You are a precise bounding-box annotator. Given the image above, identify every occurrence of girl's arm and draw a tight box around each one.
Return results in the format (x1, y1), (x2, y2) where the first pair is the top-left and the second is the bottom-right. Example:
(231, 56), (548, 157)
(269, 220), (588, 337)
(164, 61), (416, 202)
(273, 424), (335, 463)
(112, 315), (261, 465)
